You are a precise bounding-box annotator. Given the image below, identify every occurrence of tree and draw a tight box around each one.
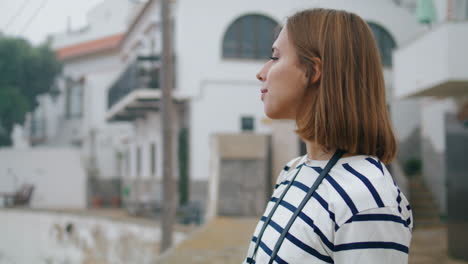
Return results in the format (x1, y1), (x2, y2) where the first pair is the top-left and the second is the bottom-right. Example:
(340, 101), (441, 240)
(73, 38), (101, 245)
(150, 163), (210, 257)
(0, 35), (61, 146)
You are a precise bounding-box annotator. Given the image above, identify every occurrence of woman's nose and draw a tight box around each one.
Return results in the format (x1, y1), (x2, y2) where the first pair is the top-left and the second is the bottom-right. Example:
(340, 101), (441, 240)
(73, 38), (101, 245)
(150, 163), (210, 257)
(256, 68), (265, 82)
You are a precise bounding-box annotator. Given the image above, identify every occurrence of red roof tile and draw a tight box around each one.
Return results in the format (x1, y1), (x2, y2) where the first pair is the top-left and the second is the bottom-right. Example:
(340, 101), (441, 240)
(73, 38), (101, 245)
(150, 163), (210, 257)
(56, 33), (124, 60)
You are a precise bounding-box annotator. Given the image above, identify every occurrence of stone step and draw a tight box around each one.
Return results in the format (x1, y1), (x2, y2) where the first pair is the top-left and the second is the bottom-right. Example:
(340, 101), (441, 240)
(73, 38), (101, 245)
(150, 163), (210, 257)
(412, 220), (444, 229)
(410, 189), (432, 199)
(412, 210), (440, 219)
(408, 176), (442, 227)
(410, 200), (439, 209)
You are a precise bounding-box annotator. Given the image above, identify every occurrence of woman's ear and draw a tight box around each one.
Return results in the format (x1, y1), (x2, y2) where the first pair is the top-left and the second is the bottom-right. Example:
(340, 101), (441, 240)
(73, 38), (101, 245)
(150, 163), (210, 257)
(309, 57), (322, 85)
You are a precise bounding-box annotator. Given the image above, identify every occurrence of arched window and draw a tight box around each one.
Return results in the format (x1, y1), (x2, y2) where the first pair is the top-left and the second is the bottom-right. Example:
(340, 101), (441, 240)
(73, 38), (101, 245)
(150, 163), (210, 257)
(222, 14), (279, 59)
(367, 22), (396, 67)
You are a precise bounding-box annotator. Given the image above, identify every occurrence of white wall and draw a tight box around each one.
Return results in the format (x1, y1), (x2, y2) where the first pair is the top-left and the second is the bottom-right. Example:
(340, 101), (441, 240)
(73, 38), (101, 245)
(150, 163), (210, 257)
(176, 0), (423, 98)
(191, 82), (272, 180)
(0, 148), (86, 209)
(394, 22), (468, 98)
(126, 111), (179, 181)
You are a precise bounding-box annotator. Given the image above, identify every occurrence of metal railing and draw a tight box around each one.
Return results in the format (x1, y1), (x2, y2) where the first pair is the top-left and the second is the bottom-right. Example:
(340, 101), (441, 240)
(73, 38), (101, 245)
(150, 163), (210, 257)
(107, 59), (161, 109)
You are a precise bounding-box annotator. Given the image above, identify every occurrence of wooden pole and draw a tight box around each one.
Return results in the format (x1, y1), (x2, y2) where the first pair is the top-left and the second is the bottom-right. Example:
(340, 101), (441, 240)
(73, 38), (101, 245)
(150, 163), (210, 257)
(160, 0), (175, 252)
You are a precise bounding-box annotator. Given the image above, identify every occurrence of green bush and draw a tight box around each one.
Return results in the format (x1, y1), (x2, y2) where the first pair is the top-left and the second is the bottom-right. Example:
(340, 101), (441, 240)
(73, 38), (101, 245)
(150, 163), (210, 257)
(403, 158), (422, 177)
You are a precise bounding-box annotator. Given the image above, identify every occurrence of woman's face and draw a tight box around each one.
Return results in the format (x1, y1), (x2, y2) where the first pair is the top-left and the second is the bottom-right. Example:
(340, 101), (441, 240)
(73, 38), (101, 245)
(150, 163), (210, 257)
(256, 27), (308, 120)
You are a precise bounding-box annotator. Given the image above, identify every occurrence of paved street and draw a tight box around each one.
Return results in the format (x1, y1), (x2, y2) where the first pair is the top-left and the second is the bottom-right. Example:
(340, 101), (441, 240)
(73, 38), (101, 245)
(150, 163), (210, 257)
(157, 217), (468, 264)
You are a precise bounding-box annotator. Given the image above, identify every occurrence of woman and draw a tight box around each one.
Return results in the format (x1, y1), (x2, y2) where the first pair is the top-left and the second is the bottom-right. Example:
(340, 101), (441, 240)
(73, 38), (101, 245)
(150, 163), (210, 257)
(244, 8), (413, 264)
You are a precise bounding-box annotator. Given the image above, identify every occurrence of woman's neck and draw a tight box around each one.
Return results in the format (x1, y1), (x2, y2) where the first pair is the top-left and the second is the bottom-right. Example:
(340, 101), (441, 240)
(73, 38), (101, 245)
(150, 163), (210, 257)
(304, 140), (353, 160)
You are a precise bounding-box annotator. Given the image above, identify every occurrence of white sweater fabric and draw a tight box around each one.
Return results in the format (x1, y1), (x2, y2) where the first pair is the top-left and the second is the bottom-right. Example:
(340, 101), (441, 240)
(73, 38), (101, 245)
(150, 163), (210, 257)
(243, 154), (413, 264)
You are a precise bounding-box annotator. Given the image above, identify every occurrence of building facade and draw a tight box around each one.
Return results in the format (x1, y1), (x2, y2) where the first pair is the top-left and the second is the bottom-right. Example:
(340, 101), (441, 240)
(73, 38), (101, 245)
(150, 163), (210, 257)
(25, 0), (142, 206)
(107, 0), (423, 218)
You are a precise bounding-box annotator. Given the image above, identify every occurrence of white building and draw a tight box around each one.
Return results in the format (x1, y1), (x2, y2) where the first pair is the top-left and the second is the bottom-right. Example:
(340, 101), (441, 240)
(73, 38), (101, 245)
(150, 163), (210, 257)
(23, 0), (143, 207)
(394, 0), (468, 219)
(106, 0), (424, 216)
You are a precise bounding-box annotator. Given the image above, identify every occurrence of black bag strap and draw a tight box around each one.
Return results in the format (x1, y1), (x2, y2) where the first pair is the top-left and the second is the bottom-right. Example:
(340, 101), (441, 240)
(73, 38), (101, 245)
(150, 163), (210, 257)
(268, 149), (345, 264)
(248, 149), (345, 263)
(248, 156), (306, 263)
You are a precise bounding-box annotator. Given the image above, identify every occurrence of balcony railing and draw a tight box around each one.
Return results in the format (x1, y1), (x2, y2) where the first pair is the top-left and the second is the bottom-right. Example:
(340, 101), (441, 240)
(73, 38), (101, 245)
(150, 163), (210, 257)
(108, 59), (161, 109)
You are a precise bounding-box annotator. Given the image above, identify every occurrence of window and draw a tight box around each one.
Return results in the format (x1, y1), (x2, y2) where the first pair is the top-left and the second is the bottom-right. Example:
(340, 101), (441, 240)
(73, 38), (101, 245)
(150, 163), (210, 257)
(125, 149), (130, 177)
(223, 14), (279, 59)
(367, 22), (396, 67)
(150, 143), (156, 176)
(65, 78), (84, 119)
(136, 146), (141, 177)
(31, 107), (46, 140)
(241, 116), (255, 131)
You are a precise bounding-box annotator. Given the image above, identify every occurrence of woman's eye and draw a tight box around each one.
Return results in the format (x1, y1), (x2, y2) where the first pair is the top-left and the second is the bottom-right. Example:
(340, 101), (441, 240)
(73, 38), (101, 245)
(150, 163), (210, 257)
(269, 56), (279, 61)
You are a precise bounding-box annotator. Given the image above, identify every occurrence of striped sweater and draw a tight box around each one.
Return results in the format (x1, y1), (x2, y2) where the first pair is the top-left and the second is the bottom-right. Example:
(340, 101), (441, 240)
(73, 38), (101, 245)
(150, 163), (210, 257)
(243, 154), (413, 263)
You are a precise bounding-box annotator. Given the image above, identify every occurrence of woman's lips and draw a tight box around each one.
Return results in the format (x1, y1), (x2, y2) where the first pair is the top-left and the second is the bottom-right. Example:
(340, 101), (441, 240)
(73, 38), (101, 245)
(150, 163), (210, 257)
(261, 89), (268, 100)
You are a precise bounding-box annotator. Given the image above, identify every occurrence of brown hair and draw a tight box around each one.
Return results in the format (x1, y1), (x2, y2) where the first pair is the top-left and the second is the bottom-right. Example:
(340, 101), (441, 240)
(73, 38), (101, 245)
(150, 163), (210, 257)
(287, 8), (397, 164)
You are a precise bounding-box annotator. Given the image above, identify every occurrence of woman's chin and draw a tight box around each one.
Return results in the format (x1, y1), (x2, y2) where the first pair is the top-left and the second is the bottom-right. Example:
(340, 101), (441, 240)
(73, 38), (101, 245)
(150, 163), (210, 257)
(264, 106), (289, 120)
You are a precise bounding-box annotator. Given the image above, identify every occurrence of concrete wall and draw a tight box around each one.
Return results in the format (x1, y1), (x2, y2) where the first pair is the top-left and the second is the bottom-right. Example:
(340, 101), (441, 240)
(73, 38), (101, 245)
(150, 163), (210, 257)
(270, 120), (300, 187)
(206, 133), (270, 220)
(445, 113), (468, 259)
(190, 82), (272, 182)
(420, 97), (458, 215)
(0, 148), (86, 209)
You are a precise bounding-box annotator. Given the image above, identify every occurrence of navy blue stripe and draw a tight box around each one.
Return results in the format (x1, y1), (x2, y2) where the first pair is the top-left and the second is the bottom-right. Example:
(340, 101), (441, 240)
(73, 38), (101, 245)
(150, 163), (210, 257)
(396, 189), (402, 213)
(275, 179), (339, 230)
(259, 217), (333, 263)
(251, 236), (288, 264)
(312, 167), (359, 215)
(285, 233), (334, 263)
(344, 214), (409, 227)
(291, 181), (309, 192)
(275, 180), (291, 190)
(343, 164), (385, 208)
(312, 192), (339, 230)
(283, 165), (290, 171)
(275, 173), (341, 230)
(275, 179), (339, 229)
(406, 204), (411, 211)
(269, 198), (335, 251)
(365, 158), (384, 175)
(335, 241), (409, 254)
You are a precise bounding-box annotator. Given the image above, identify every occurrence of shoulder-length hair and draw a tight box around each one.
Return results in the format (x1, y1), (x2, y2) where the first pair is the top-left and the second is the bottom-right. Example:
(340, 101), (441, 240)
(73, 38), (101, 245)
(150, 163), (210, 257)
(287, 8), (397, 164)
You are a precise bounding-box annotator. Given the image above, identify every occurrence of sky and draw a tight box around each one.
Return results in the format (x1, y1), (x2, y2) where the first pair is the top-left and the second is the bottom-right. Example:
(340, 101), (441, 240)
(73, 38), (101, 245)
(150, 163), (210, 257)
(0, 0), (103, 45)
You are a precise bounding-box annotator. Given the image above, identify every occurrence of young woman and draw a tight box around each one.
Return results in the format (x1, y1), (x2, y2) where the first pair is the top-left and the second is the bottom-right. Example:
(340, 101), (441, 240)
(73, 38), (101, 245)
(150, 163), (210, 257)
(244, 8), (413, 264)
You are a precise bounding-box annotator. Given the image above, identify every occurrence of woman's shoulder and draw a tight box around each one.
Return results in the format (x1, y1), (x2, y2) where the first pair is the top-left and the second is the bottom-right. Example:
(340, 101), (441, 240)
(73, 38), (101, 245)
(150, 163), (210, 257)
(274, 155), (306, 185)
(322, 156), (407, 226)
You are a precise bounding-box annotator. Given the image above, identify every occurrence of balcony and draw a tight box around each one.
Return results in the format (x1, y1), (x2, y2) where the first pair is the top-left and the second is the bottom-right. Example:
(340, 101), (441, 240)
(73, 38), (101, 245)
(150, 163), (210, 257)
(108, 58), (161, 109)
(394, 22), (468, 98)
(107, 57), (184, 121)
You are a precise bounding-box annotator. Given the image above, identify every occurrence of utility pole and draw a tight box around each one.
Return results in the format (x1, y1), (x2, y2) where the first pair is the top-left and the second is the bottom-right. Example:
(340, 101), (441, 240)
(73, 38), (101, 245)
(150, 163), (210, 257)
(160, 0), (176, 252)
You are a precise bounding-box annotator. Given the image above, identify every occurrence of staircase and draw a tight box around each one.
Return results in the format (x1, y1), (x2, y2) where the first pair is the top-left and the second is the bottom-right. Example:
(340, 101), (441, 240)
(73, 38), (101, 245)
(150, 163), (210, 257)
(409, 176), (442, 228)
